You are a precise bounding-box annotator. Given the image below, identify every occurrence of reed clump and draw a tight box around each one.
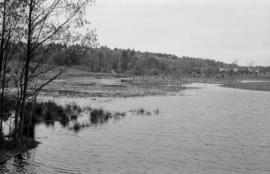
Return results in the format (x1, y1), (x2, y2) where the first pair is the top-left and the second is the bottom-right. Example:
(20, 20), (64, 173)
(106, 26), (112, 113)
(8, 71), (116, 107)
(90, 109), (112, 124)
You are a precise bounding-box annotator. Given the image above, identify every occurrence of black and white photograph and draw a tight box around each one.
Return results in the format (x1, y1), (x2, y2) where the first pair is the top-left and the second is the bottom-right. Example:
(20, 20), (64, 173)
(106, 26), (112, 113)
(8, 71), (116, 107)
(0, 0), (270, 173)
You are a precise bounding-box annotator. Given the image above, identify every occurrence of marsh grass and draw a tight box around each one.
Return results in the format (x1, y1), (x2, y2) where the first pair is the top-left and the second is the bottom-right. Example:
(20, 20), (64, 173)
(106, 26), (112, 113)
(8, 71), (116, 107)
(40, 75), (184, 98)
(128, 108), (160, 116)
(72, 122), (90, 132)
(90, 109), (112, 124)
(3, 96), (161, 136)
(68, 107), (160, 132)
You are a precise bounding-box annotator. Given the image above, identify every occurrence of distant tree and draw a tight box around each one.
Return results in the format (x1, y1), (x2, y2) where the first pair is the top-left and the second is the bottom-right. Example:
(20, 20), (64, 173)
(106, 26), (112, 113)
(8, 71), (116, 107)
(232, 59), (238, 66)
(247, 60), (255, 67)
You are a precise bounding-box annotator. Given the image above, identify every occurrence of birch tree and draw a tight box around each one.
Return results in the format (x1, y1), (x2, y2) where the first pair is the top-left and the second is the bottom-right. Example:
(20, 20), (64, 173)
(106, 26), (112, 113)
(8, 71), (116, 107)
(12, 0), (95, 137)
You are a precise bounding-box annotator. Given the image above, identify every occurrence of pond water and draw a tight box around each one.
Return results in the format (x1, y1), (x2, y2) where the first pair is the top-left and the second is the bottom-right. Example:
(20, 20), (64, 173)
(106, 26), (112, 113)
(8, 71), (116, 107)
(1, 83), (270, 174)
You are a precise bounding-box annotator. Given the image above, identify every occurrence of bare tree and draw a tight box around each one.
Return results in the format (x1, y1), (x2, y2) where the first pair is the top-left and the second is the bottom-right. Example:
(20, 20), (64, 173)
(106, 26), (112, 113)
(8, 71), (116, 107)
(14, 0), (95, 137)
(0, 0), (26, 138)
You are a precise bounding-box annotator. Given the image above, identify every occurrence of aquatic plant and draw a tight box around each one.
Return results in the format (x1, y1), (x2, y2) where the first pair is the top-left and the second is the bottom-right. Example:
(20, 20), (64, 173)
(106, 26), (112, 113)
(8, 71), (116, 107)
(70, 114), (78, 121)
(146, 112), (152, 115)
(128, 108), (160, 116)
(65, 104), (82, 115)
(90, 109), (112, 124)
(137, 108), (145, 115)
(71, 122), (90, 132)
(3, 98), (159, 137)
(153, 108), (159, 115)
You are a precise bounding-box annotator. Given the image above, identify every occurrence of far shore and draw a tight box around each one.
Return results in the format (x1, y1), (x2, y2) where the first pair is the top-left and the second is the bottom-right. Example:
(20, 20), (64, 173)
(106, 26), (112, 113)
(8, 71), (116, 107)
(222, 81), (270, 92)
(39, 72), (270, 97)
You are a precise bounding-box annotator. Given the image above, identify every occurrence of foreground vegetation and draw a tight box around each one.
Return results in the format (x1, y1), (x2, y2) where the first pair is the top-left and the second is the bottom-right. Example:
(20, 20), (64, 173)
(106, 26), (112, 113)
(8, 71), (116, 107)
(0, 97), (159, 163)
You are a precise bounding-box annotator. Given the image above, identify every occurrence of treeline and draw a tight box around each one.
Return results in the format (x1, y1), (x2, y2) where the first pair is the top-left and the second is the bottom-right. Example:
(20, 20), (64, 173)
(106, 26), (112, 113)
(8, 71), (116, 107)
(11, 43), (225, 75)
(17, 43), (270, 77)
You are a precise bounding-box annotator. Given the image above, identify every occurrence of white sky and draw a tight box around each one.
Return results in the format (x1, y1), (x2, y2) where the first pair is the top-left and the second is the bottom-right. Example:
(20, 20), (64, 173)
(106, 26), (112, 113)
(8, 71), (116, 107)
(86, 0), (270, 66)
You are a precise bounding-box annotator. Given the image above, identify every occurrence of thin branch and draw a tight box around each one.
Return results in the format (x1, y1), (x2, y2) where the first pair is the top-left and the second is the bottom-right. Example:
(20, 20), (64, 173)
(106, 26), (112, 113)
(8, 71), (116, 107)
(27, 64), (70, 98)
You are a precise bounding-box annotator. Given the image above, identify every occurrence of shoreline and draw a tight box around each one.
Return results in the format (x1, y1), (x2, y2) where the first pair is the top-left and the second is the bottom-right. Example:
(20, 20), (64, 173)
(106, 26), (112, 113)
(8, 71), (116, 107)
(0, 138), (40, 164)
(222, 81), (270, 92)
(40, 78), (270, 98)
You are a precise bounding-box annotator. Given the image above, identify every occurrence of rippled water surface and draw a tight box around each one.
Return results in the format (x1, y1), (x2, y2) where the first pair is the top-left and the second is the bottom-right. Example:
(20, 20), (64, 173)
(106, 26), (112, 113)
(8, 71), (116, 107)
(1, 83), (270, 174)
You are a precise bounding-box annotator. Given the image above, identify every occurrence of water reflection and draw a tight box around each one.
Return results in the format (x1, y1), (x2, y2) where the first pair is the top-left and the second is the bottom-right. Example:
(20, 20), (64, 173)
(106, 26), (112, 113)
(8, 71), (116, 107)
(13, 153), (31, 173)
(0, 152), (32, 173)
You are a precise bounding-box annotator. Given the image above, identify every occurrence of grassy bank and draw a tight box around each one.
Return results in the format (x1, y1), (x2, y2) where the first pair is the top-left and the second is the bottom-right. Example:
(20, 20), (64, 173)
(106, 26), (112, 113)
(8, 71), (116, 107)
(222, 82), (270, 92)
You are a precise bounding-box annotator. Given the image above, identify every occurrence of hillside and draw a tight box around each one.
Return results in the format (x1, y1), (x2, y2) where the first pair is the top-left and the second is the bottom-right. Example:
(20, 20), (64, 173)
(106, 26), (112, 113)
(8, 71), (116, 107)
(9, 43), (270, 78)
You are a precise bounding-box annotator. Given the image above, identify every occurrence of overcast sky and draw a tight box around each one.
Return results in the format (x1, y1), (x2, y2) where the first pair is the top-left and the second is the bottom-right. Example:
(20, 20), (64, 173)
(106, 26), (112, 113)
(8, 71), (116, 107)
(86, 0), (270, 66)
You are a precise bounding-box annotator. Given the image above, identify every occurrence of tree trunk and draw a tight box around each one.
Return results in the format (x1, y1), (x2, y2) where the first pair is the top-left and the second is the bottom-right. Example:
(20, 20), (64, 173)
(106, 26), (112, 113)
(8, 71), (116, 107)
(19, 0), (33, 137)
(0, 0), (7, 135)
